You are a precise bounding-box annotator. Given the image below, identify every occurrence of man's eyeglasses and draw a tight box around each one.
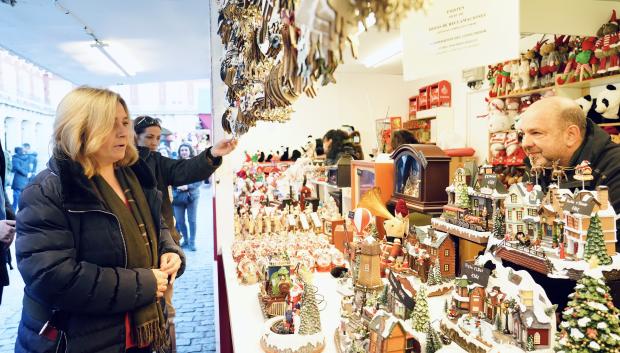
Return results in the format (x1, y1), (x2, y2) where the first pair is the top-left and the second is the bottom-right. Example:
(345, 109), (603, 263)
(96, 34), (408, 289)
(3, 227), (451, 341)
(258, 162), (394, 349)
(134, 116), (161, 128)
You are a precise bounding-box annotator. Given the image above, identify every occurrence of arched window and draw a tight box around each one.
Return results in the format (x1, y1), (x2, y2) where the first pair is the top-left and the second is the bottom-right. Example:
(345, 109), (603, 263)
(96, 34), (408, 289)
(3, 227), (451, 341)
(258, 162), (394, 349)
(534, 332), (541, 345)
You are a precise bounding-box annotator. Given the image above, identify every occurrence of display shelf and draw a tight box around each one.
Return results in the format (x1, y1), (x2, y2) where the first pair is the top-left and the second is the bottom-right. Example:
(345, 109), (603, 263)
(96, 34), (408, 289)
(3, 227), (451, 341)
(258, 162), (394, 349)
(497, 73), (620, 99)
(414, 106), (451, 120)
(222, 247), (344, 353)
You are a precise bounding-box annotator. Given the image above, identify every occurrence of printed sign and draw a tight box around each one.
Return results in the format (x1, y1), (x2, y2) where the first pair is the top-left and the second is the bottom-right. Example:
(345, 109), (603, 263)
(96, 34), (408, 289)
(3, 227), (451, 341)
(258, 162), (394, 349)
(402, 0), (519, 80)
(310, 212), (322, 228)
(299, 214), (310, 230)
(348, 211), (355, 220)
(460, 261), (491, 287)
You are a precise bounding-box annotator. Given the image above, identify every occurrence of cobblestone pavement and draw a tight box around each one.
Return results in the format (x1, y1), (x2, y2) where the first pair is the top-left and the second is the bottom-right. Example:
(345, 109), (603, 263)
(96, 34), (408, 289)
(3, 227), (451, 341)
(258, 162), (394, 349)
(0, 184), (217, 353)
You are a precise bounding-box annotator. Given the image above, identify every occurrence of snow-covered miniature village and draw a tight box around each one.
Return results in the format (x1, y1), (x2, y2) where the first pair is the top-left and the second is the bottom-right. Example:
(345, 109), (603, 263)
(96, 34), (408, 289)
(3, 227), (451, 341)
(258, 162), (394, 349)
(230, 155), (620, 353)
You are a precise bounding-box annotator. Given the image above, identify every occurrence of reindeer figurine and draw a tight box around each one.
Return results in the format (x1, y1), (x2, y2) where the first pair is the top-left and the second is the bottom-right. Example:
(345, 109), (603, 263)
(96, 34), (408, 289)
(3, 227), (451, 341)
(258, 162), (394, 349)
(551, 160), (568, 186)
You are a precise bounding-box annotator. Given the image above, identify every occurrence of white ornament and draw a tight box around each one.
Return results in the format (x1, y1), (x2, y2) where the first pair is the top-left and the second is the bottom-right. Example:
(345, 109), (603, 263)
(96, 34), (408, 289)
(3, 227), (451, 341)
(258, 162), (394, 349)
(570, 328), (584, 339)
(578, 317), (591, 327)
(588, 301), (609, 312)
(589, 341), (601, 350)
(597, 322), (608, 329)
(596, 287), (606, 294)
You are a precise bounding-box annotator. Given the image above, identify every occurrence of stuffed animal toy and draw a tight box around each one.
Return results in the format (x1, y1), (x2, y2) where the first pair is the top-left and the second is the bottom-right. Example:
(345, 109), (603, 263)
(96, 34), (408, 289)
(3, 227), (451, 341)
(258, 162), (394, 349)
(505, 97), (520, 126)
(510, 59), (522, 92)
(495, 61), (512, 96)
(575, 36), (598, 81)
(487, 63), (502, 98)
(575, 94), (605, 124)
(394, 199), (409, 218)
(595, 84), (620, 120)
(504, 131), (526, 166)
(290, 149), (301, 161)
(280, 147), (290, 161)
(517, 55), (531, 92)
(526, 40), (545, 89)
(266, 150), (274, 162)
(595, 10), (620, 74)
(487, 98), (511, 132)
(489, 132), (507, 165)
(539, 41), (555, 87)
(258, 151), (265, 162)
(301, 135), (316, 159)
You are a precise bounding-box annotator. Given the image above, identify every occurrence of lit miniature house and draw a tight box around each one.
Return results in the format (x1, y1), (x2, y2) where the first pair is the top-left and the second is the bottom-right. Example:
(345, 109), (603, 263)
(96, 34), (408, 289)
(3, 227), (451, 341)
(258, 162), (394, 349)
(386, 272), (416, 320)
(390, 144), (450, 215)
(512, 289), (553, 349)
(562, 186), (617, 259)
(368, 310), (421, 353)
(505, 183), (544, 239)
(538, 185), (572, 247)
(452, 276), (486, 314)
(412, 226), (456, 279)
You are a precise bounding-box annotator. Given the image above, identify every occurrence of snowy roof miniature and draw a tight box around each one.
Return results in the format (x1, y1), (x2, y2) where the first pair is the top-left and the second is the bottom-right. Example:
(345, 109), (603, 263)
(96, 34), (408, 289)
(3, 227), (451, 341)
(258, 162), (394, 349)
(369, 310), (407, 339)
(415, 226), (449, 249)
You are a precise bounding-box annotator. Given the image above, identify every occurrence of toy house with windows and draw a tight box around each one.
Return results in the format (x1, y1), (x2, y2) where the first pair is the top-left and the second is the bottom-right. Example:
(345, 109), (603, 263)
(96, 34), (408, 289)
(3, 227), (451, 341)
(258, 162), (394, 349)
(386, 272), (416, 320)
(537, 185), (573, 247)
(451, 276), (486, 314)
(505, 183), (544, 239)
(368, 310), (422, 353)
(562, 186), (617, 259)
(483, 286), (507, 321)
(512, 288), (554, 349)
(413, 226), (456, 279)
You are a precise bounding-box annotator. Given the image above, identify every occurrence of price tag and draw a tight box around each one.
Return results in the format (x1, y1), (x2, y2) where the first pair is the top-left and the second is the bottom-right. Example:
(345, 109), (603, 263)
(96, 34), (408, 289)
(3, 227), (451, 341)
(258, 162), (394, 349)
(310, 212), (322, 228)
(299, 214), (310, 230)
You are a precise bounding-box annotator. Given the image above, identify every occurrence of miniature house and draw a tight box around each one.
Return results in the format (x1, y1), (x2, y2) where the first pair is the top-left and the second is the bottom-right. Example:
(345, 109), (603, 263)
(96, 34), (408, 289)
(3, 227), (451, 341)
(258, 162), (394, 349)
(390, 144), (450, 215)
(368, 310), (421, 353)
(387, 272), (416, 320)
(562, 186), (617, 259)
(452, 276), (486, 314)
(413, 226), (456, 279)
(538, 185), (572, 245)
(505, 183), (544, 239)
(512, 289), (553, 348)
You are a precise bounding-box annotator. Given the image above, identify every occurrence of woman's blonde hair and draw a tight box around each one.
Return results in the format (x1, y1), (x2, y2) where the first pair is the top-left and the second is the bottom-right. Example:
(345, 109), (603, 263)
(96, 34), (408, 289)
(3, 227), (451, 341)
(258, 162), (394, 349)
(53, 86), (138, 178)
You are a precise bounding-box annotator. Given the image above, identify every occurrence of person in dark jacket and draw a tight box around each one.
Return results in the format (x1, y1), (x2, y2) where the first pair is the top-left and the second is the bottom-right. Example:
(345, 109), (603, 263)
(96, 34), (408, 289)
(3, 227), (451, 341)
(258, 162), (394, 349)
(389, 129), (418, 152)
(15, 87), (184, 353)
(134, 115), (235, 352)
(323, 129), (362, 165)
(514, 96), (620, 309)
(11, 146), (30, 212)
(22, 143), (37, 180)
(0, 137), (16, 306)
(171, 144), (203, 252)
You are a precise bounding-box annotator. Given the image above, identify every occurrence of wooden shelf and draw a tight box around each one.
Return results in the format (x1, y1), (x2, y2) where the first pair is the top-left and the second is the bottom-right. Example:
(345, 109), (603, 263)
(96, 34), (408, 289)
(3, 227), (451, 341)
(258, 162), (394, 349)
(414, 106), (451, 120)
(496, 73), (620, 99)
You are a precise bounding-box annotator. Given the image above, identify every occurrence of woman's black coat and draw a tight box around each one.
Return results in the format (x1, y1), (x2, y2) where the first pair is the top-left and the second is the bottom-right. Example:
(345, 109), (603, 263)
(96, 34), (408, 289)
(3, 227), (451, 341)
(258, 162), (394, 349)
(15, 155), (185, 353)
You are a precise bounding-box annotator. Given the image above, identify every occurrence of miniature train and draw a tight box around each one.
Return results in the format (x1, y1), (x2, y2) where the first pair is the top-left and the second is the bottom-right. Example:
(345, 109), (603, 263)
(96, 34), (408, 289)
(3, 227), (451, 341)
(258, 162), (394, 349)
(441, 205), (487, 232)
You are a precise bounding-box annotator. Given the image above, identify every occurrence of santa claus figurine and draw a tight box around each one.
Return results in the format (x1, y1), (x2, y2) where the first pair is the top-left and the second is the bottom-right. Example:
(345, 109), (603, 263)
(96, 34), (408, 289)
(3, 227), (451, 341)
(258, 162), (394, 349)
(395, 199), (409, 218)
(595, 10), (620, 74)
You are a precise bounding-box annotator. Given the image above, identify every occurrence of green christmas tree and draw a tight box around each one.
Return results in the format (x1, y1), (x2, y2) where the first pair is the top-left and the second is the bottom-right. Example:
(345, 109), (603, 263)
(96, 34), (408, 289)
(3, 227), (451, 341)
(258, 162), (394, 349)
(555, 274), (620, 353)
(494, 312), (502, 331)
(552, 221), (560, 246)
(526, 335), (535, 351)
(425, 324), (443, 353)
(455, 181), (470, 209)
(584, 214), (612, 265)
(492, 210), (506, 239)
(411, 285), (430, 331)
(427, 259), (443, 285)
(378, 285), (388, 308)
(298, 273), (322, 335)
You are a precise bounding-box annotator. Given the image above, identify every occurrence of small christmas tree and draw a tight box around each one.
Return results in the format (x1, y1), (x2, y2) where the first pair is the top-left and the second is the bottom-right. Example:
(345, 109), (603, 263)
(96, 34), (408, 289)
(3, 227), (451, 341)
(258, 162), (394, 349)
(427, 259), (443, 285)
(455, 181), (470, 209)
(526, 335), (535, 351)
(494, 312), (502, 331)
(411, 285), (430, 331)
(552, 221), (560, 246)
(555, 274), (620, 353)
(425, 324), (443, 353)
(378, 285), (388, 308)
(298, 271), (322, 335)
(492, 210), (506, 239)
(584, 214), (612, 265)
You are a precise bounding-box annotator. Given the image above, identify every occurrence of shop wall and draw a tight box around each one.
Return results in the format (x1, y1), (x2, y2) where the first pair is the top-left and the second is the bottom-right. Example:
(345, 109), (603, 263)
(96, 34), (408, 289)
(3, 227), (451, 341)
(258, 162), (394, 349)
(231, 72), (413, 165)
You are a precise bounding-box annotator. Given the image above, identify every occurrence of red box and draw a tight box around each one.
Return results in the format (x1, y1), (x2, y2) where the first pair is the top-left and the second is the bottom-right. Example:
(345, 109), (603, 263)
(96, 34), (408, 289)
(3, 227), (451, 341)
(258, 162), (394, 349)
(418, 86), (429, 110)
(408, 96), (418, 118)
(430, 84), (440, 108)
(390, 116), (402, 131)
(438, 80), (451, 107)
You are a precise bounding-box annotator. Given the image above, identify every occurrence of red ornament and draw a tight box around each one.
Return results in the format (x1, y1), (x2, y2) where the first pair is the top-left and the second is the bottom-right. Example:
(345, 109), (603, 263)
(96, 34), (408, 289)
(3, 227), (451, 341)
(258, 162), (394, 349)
(587, 327), (598, 339)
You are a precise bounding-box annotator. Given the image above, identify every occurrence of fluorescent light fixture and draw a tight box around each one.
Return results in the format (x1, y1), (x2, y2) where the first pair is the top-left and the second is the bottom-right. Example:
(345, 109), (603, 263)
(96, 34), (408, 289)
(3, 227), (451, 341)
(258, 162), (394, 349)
(360, 39), (403, 68)
(91, 42), (136, 77)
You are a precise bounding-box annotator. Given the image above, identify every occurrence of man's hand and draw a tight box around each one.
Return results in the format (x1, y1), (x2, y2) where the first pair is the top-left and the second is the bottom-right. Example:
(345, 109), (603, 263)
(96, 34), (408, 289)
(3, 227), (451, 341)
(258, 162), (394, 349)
(211, 138), (238, 157)
(160, 252), (182, 284)
(0, 220), (16, 248)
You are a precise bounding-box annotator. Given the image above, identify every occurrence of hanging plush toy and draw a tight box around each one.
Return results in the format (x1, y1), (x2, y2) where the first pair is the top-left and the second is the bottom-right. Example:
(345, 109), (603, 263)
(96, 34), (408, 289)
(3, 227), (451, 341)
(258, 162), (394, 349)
(487, 98), (511, 132)
(575, 94), (604, 124)
(575, 36), (598, 81)
(595, 10), (620, 74)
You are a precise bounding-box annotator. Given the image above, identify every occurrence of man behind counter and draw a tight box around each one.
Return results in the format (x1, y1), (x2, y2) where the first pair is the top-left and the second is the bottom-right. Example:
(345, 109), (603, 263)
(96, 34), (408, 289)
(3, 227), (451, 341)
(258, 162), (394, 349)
(516, 96), (620, 308)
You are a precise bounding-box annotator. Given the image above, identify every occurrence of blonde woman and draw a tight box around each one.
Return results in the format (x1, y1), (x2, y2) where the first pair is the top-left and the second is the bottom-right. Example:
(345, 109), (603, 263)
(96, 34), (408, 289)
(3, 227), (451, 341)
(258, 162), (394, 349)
(15, 87), (184, 353)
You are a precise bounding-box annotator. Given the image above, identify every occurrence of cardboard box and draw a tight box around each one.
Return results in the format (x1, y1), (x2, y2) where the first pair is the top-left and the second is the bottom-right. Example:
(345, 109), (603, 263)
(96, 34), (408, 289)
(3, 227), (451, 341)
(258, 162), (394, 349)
(430, 84), (440, 108)
(408, 96), (418, 119)
(438, 80), (451, 106)
(418, 86), (429, 110)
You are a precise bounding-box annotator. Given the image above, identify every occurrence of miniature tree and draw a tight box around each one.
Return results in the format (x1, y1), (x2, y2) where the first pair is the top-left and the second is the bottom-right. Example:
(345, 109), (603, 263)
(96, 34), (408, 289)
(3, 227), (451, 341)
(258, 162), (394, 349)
(378, 285), (388, 308)
(444, 299), (449, 314)
(555, 274), (620, 353)
(495, 312), (502, 331)
(455, 180), (470, 209)
(298, 272), (322, 335)
(526, 335), (535, 351)
(425, 324), (443, 353)
(492, 210), (506, 239)
(427, 260), (443, 285)
(552, 222), (559, 247)
(584, 214), (612, 265)
(411, 285), (430, 331)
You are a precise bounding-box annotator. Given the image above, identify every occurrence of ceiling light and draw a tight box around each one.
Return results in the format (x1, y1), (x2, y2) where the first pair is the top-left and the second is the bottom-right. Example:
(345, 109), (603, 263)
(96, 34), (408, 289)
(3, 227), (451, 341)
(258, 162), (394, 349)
(361, 39), (403, 68)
